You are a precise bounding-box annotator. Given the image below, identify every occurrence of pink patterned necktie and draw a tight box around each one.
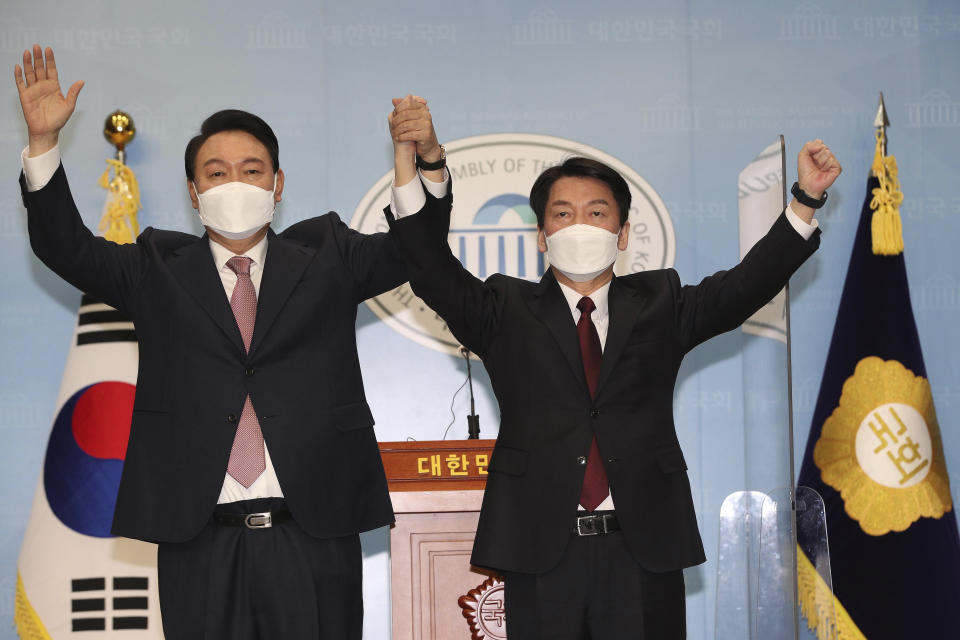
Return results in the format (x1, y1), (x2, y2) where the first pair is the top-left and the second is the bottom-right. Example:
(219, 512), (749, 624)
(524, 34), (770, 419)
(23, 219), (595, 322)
(225, 256), (265, 488)
(576, 296), (609, 512)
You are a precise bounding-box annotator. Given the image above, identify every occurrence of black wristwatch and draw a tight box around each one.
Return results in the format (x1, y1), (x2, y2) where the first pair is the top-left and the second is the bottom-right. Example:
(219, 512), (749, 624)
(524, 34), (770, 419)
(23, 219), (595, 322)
(791, 182), (828, 209)
(416, 145), (446, 171)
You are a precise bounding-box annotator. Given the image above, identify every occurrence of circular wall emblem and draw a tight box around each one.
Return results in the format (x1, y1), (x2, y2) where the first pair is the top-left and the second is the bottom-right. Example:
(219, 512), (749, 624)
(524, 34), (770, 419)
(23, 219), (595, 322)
(350, 133), (675, 355)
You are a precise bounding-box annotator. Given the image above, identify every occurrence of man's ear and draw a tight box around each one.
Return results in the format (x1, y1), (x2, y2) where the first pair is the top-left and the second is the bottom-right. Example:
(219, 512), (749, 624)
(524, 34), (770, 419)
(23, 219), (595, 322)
(187, 180), (199, 210)
(274, 168), (285, 203)
(537, 227), (547, 253)
(618, 221), (630, 251)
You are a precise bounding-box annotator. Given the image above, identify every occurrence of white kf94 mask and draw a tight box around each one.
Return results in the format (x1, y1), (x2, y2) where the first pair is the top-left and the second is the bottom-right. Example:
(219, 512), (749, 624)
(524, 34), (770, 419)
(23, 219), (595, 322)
(194, 177), (277, 240)
(544, 224), (621, 282)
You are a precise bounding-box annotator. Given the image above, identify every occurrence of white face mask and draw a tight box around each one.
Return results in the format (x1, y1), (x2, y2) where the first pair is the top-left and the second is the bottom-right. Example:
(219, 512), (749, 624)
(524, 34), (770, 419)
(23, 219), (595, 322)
(194, 176), (277, 240)
(544, 224), (621, 282)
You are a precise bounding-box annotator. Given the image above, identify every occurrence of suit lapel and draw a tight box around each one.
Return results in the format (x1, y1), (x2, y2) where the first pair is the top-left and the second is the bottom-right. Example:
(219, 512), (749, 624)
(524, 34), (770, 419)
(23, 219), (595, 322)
(527, 271), (587, 391)
(250, 232), (316, 356)
(596, 276), (645, 395)
(168, 237), (245, 354)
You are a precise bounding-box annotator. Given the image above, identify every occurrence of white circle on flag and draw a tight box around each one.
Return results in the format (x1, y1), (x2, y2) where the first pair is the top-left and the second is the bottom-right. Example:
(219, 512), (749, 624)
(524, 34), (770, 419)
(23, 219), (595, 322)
(350, 133), (675, 355)
(854, 402), (933, 488)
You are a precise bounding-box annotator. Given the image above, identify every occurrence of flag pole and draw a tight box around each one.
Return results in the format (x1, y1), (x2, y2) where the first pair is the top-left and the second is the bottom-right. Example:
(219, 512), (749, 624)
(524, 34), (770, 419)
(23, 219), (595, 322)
(780, 133), (800, 640)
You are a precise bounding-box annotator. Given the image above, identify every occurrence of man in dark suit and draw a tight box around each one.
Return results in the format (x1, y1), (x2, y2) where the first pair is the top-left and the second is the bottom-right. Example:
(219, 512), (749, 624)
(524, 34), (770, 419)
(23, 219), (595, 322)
(385, 97), (841, 637)
(14, 45), (448, 639)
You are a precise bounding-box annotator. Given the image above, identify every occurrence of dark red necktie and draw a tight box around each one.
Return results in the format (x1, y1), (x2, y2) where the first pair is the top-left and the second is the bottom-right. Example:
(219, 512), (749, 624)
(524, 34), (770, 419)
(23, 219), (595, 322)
(576, 296), (609, 511)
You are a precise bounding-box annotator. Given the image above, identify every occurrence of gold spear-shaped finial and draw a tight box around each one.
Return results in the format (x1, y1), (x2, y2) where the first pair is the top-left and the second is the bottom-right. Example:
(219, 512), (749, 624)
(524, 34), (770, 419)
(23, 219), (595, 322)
(874, 92), (890, 156)
(870, 91), (904, 255)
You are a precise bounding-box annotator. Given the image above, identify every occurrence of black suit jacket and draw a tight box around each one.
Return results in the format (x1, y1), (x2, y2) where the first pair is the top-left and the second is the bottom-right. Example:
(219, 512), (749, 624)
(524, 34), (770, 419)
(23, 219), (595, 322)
(22, 164), (427, 544)
(386, 192), (819, 574)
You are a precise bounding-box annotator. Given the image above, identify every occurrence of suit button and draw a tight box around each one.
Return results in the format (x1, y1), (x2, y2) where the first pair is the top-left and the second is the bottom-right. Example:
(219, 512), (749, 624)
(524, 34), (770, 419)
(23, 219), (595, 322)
(607, 457), (618, 463)
(245, 368), (255, 376)
(577, 456), (587, 466)
(227, 414), (237, 423)
(590, 409), (600, 418)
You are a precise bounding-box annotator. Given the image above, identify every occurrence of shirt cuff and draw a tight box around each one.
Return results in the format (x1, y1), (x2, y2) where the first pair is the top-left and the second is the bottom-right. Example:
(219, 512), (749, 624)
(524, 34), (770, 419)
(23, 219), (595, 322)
(390, 169), (450, 218)
(21, 144), (62, 192)
(786, 202), (819, 240)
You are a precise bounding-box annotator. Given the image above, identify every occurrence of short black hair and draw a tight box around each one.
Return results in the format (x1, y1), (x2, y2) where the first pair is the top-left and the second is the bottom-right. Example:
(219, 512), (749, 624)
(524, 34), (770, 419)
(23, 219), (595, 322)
(184, 109), (279, 180)
(529, 157), (631, 228)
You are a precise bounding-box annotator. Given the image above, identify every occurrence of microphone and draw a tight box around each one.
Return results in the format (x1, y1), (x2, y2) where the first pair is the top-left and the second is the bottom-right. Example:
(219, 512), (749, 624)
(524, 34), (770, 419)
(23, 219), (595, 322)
(460, 347), (481, 439)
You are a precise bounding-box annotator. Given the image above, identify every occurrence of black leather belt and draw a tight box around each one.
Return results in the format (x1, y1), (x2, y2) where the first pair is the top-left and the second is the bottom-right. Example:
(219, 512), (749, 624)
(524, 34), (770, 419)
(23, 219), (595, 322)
(212, 508), (292, 529)
(572, 512), (620, 536)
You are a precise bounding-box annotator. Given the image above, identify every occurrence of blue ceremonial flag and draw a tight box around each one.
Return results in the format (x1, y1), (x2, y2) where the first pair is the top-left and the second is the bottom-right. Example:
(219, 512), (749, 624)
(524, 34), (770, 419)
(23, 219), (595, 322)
(796, 135), (960, 638)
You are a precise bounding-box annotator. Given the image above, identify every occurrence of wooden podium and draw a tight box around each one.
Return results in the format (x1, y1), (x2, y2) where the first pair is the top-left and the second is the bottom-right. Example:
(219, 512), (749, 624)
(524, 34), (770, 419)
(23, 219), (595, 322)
(380, 440), (506, 640)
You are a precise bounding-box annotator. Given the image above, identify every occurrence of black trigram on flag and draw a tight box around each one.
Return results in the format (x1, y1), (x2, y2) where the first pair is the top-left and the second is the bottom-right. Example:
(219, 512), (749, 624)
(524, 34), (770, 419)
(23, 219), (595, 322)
(76, 294), (137, 346)
(71, 576), (150, 632)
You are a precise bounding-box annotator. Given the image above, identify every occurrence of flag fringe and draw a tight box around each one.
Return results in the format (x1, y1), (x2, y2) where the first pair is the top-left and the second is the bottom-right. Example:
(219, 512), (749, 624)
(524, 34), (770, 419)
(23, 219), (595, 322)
(797, 545), (868, 640)
(869, 128), (904, 256)
(13, 572), (52, 640)
(97, 157), (141, 245)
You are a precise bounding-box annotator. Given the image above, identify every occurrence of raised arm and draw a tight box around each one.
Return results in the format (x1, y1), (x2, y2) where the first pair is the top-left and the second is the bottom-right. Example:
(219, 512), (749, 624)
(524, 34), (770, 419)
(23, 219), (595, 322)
(15, 45), (146, 314)
(384, 96), (501, 356)
(677, 139), (842, 349)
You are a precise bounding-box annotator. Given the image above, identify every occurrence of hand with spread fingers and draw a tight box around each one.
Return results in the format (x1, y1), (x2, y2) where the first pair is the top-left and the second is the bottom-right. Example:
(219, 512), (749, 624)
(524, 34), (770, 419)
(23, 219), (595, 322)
(13, 45), (84, 157)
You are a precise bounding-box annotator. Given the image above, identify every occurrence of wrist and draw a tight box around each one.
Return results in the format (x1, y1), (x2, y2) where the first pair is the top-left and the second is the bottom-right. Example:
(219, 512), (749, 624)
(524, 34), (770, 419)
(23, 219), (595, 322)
(791, 181), (827, 209)
(28, 133), (59, 157)
(394, 141), (416, 161)
(417, 143), (442, 163)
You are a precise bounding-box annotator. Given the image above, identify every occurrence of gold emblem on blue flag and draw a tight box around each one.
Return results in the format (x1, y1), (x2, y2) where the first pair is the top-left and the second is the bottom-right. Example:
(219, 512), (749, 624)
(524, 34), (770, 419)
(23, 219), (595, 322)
(813, 356), (951, 535)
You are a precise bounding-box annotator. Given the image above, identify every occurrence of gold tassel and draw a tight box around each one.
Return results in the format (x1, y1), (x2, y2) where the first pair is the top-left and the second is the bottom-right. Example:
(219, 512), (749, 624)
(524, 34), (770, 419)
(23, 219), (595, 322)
(14, 572), (53, 640)
(97, 157), (142, 245)
(869, 129), (904, 256)
(797, 544), (868, 640)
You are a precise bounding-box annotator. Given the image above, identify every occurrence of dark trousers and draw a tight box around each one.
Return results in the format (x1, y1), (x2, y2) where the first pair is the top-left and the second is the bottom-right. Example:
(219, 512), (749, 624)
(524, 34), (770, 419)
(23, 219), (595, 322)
(503, 530), (686, 639)
(157, 498), (362, 640)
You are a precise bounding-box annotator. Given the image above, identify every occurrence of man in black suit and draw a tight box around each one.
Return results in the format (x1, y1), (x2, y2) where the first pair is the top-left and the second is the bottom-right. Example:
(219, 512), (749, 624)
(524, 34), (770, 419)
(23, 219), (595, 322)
(385, 97), (841, 637)
(14, 46), (449, 639)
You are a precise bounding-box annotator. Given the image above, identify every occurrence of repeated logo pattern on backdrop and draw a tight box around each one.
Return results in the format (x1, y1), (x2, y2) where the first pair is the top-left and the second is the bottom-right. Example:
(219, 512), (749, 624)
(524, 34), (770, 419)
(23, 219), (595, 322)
(351, 133), (676, 355)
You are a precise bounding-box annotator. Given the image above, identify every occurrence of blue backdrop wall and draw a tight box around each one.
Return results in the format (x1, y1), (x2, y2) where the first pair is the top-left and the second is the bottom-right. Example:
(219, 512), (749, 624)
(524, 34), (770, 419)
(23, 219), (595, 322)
(2, 1), (959, 638)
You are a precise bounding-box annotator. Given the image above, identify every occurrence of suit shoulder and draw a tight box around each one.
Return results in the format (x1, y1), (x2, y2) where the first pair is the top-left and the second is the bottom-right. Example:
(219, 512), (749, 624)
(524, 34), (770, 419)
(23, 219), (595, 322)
(486, 272), (532, 292)
(620, 267), (679, 288)
(279, 212), (347, 245)
(138, 227), (200, 254)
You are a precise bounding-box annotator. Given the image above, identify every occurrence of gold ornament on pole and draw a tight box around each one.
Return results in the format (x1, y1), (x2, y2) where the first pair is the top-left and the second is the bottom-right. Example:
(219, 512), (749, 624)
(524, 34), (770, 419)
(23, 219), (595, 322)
(98, 110), (142, 244)
(869, 92), (904, 256)
(103, 109), (136, 163)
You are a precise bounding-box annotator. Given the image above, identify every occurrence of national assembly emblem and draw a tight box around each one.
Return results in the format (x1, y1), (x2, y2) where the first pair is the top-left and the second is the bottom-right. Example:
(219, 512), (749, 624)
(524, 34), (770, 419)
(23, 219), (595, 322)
(458, 575), (507, 640)
(813, 356), (953, 535)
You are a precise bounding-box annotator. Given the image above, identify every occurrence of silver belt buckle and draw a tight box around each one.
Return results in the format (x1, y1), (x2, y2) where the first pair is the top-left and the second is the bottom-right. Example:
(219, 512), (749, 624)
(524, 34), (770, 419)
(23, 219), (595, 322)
(244, 512), (273, 529)
(576, 515), (602, 536)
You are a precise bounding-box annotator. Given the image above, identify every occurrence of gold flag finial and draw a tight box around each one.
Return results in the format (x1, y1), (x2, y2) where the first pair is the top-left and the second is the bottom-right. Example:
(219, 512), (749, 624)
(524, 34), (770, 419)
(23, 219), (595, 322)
(870, 92), (904, 256)
(98, 110), (141, 245)
(103, 110), (136, 164)
(874, 92), (890, 156)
